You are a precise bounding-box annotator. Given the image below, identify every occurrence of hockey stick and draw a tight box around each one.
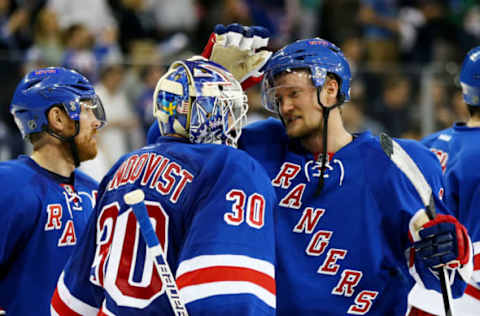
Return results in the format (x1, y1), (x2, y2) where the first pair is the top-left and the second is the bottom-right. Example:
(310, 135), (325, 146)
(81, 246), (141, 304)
(124, 189), (189, 316)
(380, 133), (454, 316)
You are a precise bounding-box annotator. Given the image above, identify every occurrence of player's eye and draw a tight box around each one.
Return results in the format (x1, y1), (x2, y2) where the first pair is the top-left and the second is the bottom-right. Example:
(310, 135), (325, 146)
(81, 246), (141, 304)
(289, 89), (300, 98)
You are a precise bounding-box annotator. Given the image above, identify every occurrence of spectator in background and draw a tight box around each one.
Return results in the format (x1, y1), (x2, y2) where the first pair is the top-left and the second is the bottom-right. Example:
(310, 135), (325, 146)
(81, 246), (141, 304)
(0, 0), (28, 160)
(220, 0), (251, 25)
(123, 39), (163, 108)
(410, 0), (466, 66)
(319, 0), (361, 48)
(297, 0), (323, 39)
(134, 64), (165, 136)
(0, 118), (22, 161)
(245, 86), (274, 124)
(61, 23), (97, 81)
(451, 89), (469, 123)
(109, 0), (194, 59)
(357, 0), (400, 71)
(431, 77), (456, 130)
(462, 4), (480, 44)
(244, 0), (300, 49)
(24, 7), (63, 69)
(341, 98), (384, 135)
(0, 0), (31, 53)
(48, 0), (117, 42)
(192, 0), (251, 54)
(0, 65), (25, 160)
(340, 32), (368, 102)
(400, 121), (422, 140)
(149, 0), (198, 37)
(371, 73), (414, 137)
(93, 25), (123, 72)
(107, 0), (160, 55)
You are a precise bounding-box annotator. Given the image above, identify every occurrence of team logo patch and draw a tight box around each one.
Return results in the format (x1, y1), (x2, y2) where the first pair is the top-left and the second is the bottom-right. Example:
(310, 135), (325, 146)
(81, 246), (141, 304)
(28, 119), (37, 130)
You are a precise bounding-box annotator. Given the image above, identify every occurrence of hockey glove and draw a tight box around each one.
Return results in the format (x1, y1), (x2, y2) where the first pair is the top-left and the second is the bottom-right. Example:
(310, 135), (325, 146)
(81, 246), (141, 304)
(414, 214), (470, 269)
(202, 23), (272, 90)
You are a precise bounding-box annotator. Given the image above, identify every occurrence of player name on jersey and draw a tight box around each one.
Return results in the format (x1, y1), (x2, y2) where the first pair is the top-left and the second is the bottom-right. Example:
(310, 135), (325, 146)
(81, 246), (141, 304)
(107, 153), (194, 203)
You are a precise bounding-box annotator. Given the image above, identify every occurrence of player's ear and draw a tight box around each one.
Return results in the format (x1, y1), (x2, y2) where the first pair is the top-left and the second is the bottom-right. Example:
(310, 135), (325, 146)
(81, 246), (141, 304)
(327, 74), (339, 95)
(47, 105), (71, 133)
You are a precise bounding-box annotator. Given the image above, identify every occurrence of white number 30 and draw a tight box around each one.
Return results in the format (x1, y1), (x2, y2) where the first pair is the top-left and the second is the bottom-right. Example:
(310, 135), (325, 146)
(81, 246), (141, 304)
(224, 189), (265, 229)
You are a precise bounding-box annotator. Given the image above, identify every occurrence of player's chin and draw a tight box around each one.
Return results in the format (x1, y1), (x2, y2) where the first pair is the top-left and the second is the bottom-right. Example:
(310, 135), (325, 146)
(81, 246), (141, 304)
(285, 124), (303, 138)
(78, 143), (98, 162)
(79, 149), (97, 162)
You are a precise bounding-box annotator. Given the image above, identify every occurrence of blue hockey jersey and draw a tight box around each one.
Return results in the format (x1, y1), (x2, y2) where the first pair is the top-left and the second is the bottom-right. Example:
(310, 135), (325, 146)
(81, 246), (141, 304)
(411, 122), (480, 314)
(420, 124), (457, 174)
(51, 136), (277, 315)
(0, 156), (98, 315)
(238, 118), (469, 315)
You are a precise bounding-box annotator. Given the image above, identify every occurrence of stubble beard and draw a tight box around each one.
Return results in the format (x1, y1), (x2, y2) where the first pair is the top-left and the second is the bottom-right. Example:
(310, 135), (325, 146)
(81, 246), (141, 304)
(286, 120), (322, 141)
(76, 133), (98, 162)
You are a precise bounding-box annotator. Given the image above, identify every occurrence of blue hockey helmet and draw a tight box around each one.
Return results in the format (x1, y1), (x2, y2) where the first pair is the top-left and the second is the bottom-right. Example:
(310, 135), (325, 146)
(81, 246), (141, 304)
(10, 67), (106, 138)
(153, 57), (248, 147)
(459, 46), (480, 106)
(262, 38), (351, 112)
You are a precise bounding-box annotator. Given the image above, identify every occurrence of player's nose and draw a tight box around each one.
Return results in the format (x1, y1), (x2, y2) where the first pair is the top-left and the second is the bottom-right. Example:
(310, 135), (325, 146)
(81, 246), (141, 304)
(279, 98), (295, 115)
(91, 115), (102, 129)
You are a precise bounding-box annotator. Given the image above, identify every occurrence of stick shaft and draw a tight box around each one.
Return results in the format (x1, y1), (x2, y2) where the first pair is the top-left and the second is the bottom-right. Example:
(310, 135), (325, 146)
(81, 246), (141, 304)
(380, 134), (454, 316)
(124, 189), (189, 316)
(426, 204), (454, 316)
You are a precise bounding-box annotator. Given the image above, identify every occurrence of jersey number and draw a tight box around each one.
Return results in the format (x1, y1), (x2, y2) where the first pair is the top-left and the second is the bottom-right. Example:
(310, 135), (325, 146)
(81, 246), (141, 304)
(92, 200), (169, 308)
(224, 189), (266, 228)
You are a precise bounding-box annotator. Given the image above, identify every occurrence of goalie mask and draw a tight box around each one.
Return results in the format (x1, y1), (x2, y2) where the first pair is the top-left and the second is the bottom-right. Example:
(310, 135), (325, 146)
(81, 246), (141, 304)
(153, 57), (248, 147)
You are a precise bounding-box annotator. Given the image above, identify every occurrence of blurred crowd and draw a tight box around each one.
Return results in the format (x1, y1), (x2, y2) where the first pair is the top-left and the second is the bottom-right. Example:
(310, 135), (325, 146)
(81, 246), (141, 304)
(0, 0), (479, 179)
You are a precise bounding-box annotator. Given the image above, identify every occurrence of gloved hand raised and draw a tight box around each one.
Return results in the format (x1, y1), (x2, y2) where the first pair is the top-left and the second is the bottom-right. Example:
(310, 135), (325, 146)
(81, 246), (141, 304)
(202, 23), (272, 90)
(413, 214), (470, 270)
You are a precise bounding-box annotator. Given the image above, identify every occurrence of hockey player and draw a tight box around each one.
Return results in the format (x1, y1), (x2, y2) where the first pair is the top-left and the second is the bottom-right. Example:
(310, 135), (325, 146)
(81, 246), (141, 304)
(408, 46), (480, 316)
(51, 58), (277, 315)
(0, 67), (106, 315)
(198, 25), (473, 315)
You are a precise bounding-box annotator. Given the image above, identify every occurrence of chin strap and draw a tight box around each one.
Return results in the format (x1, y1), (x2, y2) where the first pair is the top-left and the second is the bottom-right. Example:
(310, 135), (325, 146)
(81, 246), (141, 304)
(45, 121), (81, 167)
(314, 88), (344, 197)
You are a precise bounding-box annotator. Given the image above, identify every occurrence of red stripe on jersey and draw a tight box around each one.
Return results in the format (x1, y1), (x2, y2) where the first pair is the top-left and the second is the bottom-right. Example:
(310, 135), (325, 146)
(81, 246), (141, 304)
(474, 253), (480, 270)
(51, 288), (82, 316)
(465, 284), (480, 300)
(176, 266), (275, 294)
